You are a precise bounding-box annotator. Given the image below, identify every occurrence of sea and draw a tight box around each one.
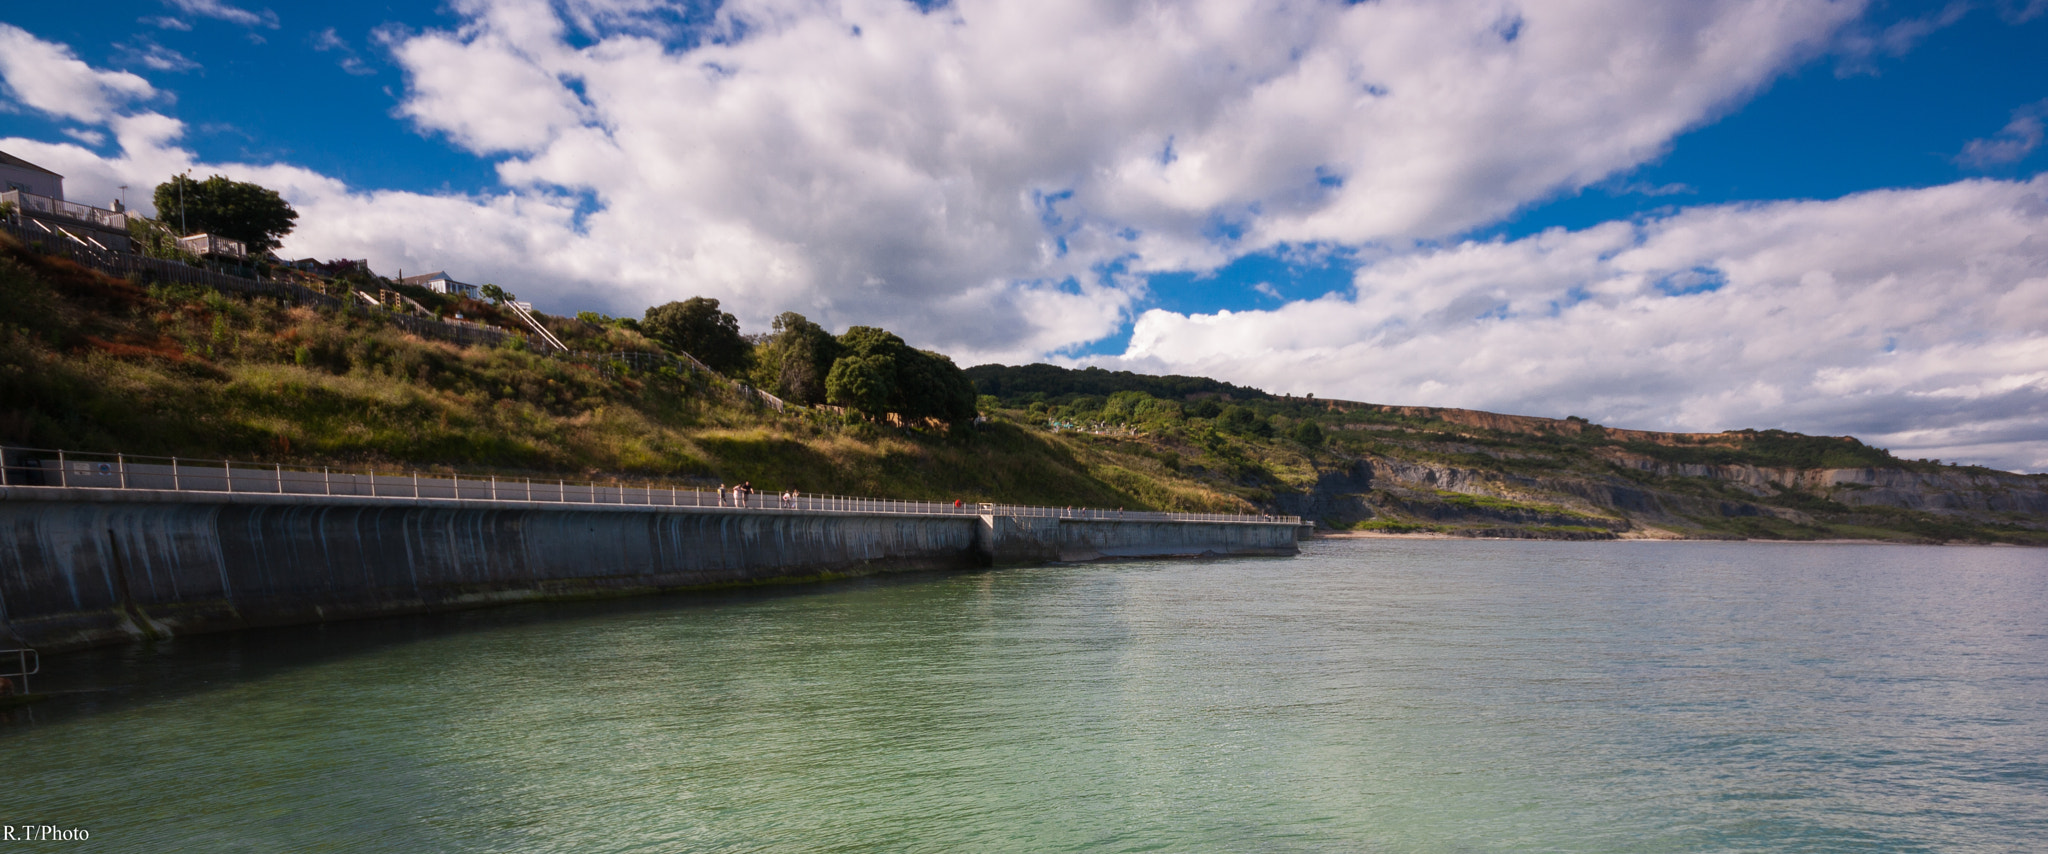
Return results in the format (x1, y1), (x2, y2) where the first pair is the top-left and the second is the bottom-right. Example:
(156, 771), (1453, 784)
(3, 538), (2044, 852)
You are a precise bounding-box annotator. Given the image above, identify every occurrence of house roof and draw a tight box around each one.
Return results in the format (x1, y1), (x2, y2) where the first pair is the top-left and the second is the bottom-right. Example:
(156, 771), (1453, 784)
(399, 271), (451, 285)
(0, 150), (62, 178)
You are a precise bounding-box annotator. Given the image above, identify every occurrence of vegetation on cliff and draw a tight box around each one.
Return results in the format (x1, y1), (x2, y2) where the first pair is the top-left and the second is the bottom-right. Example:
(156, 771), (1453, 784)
(966, 364), (2048, 545)
(3, 230), (2043, 544)
(0, 236), (1241, 511)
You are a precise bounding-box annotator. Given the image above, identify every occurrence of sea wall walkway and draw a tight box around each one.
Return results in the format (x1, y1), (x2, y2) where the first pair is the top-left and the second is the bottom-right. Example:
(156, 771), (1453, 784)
(0, 447), (1301, 652)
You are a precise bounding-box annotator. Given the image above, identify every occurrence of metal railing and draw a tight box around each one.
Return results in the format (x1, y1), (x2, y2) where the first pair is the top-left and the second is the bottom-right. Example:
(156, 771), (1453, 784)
(0, 648), (38, 696)
(2, 189), (127, 230)
(0, 445), (1297, 525)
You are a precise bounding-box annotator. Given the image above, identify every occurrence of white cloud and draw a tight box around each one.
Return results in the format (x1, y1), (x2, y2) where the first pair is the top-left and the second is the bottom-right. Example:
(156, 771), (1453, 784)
(1831, 0), (1970, 76)
(311, 28), (377, 76)
(1957, 99), (2048, 168)
(358, 0), (1863, 359)
(0, 24), (157, 124)
(163, 0), (279, 29)
(116, 36), (201, 73)
(1105, 178), (2048, 472)
(17, 4), (2048, 472)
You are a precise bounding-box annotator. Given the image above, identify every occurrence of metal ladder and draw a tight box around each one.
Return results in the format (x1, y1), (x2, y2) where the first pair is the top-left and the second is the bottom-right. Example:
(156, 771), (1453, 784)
(0, 648), (39, 697)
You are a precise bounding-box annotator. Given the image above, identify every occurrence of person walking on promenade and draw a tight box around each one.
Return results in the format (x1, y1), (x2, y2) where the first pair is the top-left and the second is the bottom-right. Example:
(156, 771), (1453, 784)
(741, 481), (753, 509)
(718, 484), (727, 507)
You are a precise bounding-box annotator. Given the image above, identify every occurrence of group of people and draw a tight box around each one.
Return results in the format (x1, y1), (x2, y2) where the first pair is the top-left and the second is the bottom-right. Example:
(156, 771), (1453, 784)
(717, 482), (755, 507)
(716, 481), (805, 509)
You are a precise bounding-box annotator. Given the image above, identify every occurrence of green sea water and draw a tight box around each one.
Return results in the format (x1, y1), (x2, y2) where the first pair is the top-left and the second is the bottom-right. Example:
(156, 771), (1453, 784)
(3, 538), (2045, 852)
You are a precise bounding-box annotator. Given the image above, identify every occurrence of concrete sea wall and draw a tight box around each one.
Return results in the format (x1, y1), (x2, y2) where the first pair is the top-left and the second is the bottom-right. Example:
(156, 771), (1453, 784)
(0, 487), (1299, 652)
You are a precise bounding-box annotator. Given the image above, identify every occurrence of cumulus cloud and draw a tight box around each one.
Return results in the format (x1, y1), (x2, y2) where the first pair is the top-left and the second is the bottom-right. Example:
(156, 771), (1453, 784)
(15, 3), (2048, 471)
(1105, 178), (2048, 471)
(0, 24), (158, 124)
(1957, 100), (2048, 168)
(354, 0), (1864, 358)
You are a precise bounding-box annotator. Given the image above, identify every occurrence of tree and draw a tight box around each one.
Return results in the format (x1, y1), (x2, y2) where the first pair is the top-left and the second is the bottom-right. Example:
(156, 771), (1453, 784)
(152, 174), (299, 253)
(1291, 421), (1324, 447)
(827, 326), (978, 424)
(826, 354), (893, 416)
(642, 297), (751, 374)
(751, 312), (841, 405)
(1218, 405), (1272, 437)
(479, 284), (517, 304)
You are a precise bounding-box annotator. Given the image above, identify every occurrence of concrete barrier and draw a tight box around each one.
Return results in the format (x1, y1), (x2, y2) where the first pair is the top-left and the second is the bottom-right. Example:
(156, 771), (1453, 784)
(0, 487), (1299, 651)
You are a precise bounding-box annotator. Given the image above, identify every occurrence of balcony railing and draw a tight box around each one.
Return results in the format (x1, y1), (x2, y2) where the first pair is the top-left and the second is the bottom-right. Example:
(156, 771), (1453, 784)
(2, 189), (127, 230)
(0, 445), (1300, 525)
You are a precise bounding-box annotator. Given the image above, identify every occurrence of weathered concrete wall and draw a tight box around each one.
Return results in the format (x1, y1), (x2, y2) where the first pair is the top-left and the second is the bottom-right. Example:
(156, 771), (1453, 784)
(0, 488), (1300, 652)
(1054, 518), (1301, 561)
(0, 488), (980, 652)
(975, 514), (1062, 565)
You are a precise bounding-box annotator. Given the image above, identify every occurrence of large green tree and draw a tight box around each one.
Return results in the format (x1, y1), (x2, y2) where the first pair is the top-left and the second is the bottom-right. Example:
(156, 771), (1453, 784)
(151, 174), (299, 253)
(827, 326), (977, 424)
(642, 297), (751, 374)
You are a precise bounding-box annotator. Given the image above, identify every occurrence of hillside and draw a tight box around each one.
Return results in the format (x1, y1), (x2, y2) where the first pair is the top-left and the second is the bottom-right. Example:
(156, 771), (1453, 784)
(3, 231), (2044, 544)
(0, 235), (1244, 512)
(967, 365), (2048, 544)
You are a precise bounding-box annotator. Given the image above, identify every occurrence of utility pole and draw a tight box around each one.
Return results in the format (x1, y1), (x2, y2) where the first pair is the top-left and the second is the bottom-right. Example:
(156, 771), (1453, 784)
(178, 171), (188, 236)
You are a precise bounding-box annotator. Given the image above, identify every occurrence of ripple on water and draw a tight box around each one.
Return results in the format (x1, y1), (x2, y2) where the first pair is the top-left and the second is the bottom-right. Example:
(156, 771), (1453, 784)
(3, 539), (2045, 852)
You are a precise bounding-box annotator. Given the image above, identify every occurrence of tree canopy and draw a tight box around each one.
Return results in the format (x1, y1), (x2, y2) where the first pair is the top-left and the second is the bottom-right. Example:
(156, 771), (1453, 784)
(826, 326), (977, 424)
(642, 297), (751, 374)
(151, 174), (299, 254)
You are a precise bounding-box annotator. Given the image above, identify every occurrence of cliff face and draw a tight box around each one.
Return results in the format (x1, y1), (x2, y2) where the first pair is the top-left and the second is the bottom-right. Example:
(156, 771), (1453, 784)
(1598, 451), (2048, 515)
(1276, 449), (2047, 542)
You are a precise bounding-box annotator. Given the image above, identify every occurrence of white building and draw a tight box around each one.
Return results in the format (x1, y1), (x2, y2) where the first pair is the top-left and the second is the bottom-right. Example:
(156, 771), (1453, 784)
(1, 149), (132, 253)
(399, 271), (480, 299)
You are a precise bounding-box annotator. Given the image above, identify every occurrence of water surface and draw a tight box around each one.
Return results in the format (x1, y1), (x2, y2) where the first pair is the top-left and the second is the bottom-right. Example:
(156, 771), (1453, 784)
(4, 539), (2045, 852)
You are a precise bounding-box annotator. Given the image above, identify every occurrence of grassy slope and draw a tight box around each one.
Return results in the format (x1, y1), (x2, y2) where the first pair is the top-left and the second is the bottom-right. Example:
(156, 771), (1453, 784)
(969, 375), (2048, 545)
(7, 235), (2043, 543)
(0, 237), (1251, 511)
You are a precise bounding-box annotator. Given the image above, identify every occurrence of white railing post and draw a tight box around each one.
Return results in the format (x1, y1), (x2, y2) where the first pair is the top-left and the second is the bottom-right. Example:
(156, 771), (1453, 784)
(117, 453), (127, 489)
(412, 471), (419, 499)
(57, 449), (66, 487)
(223, 458), (231, 493)
(492, 475), (498, 501)
(324, 467), (331, 496)
(452, 472), (459, 501)
(275, 463), (283, 494)
(172, 457), (180, 491)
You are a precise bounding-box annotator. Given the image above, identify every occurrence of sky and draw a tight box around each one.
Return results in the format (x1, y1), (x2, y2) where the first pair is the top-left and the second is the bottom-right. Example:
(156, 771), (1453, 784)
(2, 0), (2046, 471)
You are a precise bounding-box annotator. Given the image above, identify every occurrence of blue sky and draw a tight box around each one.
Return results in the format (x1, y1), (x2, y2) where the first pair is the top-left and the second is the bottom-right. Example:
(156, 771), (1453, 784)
(3, 0), (2047, 470)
